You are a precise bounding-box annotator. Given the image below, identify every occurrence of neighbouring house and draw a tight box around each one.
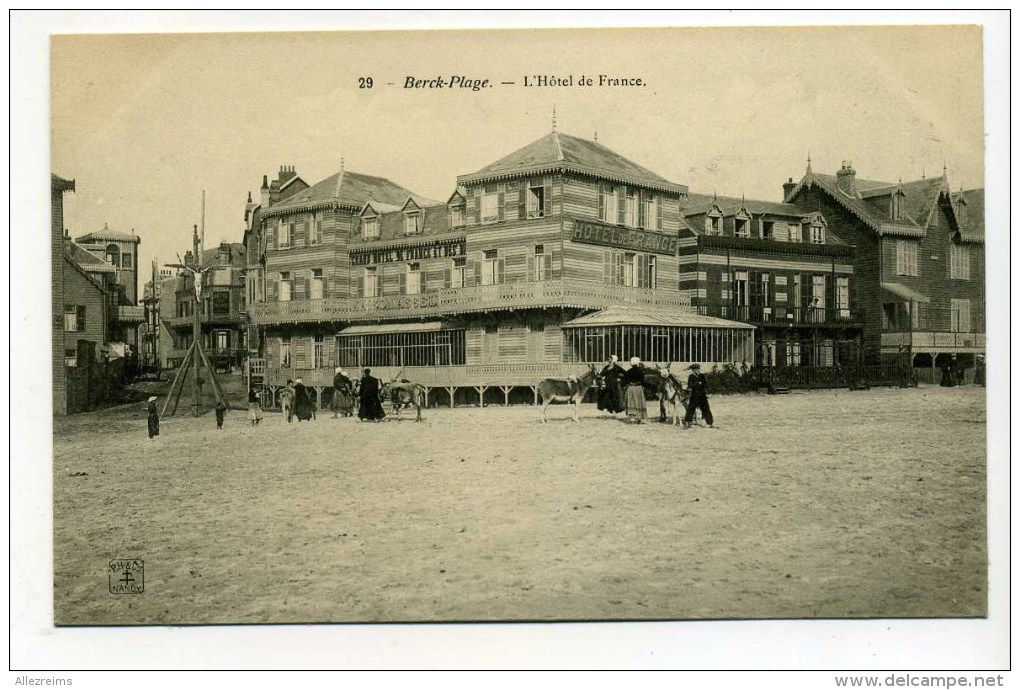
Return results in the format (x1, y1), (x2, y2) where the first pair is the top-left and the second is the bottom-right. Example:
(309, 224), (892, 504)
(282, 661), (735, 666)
(680, 193), (861, 368)
(74, 224), (145, 348)
(784, 162), (985, 378)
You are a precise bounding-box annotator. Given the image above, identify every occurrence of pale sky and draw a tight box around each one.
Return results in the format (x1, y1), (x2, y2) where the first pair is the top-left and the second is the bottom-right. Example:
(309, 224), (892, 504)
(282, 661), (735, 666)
(50, 24), (984, 279)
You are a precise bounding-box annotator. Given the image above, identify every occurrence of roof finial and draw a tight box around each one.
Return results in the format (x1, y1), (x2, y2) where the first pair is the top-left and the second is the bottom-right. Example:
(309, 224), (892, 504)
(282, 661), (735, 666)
(552, 104), (557, 132)
(942, 160), (947, 178)
(594, 130), (598, 143)
(921, 165), (925, 179)
(806, 151), (812, 174)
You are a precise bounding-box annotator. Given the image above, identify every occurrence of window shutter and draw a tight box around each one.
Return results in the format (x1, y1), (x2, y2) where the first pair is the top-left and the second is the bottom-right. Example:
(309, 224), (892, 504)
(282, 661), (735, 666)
(473, 261), (482, 287)
(602, 250), (611, 283)
(543, 177), (552, 217)
(267, 224), (275, 249)
(617, 186), (626, 225)
(826, 274), (834, 312)
(472, 190), (481, 225)
(356, 275), (364, 297)
(267, 279), (277, 301)
(551, 249), (562, 279)
(598, 186), (607, 221)
(76, 305), (86, 332)
(639, 255), (649, 288)
(399, 272), (406, 295)
(638, 191), (647, 228)
(497, 190), (505, 222)
(657, 196), (664, 230)
(528, 256), (535, 282)
(444, 269), (451, 289)
(518, 186), (526, 220)
(497, 258), (506, 284)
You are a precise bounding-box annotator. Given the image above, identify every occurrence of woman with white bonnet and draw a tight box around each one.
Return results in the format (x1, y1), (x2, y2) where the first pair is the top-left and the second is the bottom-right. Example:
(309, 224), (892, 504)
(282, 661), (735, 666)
(621, 356), (648, 423)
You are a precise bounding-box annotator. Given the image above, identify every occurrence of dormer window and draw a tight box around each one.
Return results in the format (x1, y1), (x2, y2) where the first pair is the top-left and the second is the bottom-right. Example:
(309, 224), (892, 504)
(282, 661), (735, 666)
(735, 217), (750, 238)
(450, 204), (465, 228)
(403, 211), (421, 235)
(362, 215), (379, 239)
(705, 214), (722, 236)
(891, 191), (905, 221)
(762, 221), (774, 240)
(810, 222), (825, 244)
(788, 223), (802, 243)
(957, 198), (968, 228)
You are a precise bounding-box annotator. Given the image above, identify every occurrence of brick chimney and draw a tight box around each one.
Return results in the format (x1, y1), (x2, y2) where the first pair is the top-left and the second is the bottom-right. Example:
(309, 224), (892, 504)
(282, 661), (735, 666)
(260, 175), (270, 208)
(218, 241), (231, 265)
(279, 165), (296, 183)
(782, 177), (797, 200)
(836, 160), (857, 196)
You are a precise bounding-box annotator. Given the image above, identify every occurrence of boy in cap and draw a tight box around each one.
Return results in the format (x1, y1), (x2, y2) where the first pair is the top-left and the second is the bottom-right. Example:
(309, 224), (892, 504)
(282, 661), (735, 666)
(146, 396), (160, 439)
(214, 399), (228, 429)
(683, 363), (714, 428)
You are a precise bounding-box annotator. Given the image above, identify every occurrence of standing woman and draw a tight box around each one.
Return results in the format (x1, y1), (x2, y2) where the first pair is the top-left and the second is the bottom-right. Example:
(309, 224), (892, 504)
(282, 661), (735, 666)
(622, 357), (648, 424)
(597, 355), (625, 415)
(146, 396), (160, 439)
(358, 368), (386, 422)
(248, 384), (263, 426)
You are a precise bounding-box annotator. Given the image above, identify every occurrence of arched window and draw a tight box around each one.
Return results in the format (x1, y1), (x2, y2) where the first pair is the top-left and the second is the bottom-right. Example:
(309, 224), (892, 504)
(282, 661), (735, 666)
(105, 244), (120, 268)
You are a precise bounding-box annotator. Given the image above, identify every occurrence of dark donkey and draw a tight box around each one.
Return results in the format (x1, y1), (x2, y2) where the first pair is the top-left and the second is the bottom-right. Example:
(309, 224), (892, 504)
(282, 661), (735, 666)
(537, 364), (599, 423)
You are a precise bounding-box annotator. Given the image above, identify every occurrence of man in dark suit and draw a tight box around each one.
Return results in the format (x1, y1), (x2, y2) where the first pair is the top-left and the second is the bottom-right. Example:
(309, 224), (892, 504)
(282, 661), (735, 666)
(683, 362), (714, 429)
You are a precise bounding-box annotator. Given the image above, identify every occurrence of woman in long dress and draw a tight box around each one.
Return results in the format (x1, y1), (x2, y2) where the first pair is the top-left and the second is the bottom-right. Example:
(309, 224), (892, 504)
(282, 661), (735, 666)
(597, 355), (625, 415)
(357, 368), (386, 422)
(622, 357), (648, 423)
(247, 384), (263, 426)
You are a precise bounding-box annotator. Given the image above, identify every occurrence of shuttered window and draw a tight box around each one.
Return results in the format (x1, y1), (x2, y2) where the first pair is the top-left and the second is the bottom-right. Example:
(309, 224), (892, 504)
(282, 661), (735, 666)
(278, 220), (291, 248)
(896, 240), (918, 276)
(951, 299), (972, 333)
(950, 243), (971, 279)
(363, 267), (379, 297)
(310, 213), (323, 246)
(481, 186), (499, 224)
(63, 305), (85, 332)
(310, 269), (324, 299)
(598, 184), (615, 223)
(405, 263), (422, 295)
(363, 216), (379, 239)
(279, 272), (291, 302)
(625, 190), (638, 227)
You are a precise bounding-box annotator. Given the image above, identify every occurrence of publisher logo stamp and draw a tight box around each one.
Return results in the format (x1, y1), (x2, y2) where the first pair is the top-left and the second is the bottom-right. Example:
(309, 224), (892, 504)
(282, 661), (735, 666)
(109, 559), (144, 594)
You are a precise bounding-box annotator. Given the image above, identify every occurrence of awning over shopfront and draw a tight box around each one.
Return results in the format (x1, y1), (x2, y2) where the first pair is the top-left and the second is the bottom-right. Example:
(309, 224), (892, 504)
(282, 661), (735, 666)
(338, 321), (449, 336)
(563, 306), (754, 330)
(880, 282), (930, 303)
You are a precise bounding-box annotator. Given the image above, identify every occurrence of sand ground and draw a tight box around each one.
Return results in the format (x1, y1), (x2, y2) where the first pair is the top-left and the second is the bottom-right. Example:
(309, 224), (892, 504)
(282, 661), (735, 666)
(52, 385), (987, 624)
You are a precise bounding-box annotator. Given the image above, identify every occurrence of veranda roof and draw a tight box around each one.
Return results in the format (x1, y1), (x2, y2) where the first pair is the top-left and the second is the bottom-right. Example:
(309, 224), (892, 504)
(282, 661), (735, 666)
(880, 282), (931, 303)
(563, 306), (754, 330)
(338, 321), (450, 336)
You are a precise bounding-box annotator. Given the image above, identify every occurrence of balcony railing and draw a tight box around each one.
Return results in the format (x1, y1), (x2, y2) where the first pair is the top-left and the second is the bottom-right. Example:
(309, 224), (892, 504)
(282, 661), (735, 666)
(115, 305), (146, 324)
(162, 313), (242, 329)
(254, 279), (692, 325)
(880, 332), (985, 350)
(696, 304), (861, 327)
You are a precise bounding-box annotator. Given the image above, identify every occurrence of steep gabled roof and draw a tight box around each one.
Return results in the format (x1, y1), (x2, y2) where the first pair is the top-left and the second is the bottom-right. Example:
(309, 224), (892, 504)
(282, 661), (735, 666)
(684, 193), (808, 218)
(952, 188), (985, 243)
(200, 243), (247, 270)
(264, 169), (435, 217)
(64, 239), (117, 273)
(458, 131), (687, 195)
(785, 172), (938, 238)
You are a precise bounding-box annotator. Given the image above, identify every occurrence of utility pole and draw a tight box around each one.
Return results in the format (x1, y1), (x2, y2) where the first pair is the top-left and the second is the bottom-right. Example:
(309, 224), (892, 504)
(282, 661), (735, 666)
(192, 223), (202, 416)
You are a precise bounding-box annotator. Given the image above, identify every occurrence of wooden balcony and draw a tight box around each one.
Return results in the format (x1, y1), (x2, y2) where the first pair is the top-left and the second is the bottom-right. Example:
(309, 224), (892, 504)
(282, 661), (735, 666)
(880, 331), (985, 352)
(697, 304), (862, 327)
(253, 279), (692, 325)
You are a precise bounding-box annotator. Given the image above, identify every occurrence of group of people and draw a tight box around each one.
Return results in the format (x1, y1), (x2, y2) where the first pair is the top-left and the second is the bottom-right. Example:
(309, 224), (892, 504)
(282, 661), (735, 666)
(596, 355), (714, 428)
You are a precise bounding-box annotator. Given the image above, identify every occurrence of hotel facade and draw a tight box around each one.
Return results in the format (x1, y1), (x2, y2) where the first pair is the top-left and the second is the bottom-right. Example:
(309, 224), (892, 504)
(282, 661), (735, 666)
(248, 132), (756, 406)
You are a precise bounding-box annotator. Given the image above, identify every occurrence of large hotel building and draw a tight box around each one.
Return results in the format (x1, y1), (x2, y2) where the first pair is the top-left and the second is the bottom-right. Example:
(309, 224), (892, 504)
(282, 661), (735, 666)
(242, 130), (982, 405)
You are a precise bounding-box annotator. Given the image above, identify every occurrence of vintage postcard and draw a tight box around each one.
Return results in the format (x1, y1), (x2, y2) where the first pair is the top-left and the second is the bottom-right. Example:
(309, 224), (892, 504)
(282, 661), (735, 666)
(22, 13), (1008, 669)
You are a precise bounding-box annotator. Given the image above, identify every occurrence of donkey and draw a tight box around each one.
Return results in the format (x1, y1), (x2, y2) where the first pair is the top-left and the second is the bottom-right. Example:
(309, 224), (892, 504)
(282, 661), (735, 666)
(381, 379), (426, 422)
(537, 364), (599, 423)
(651, 363), (691, 426)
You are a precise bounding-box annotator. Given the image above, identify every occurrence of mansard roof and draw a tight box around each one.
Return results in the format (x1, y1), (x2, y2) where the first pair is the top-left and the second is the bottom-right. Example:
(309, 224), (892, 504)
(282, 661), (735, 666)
(458, 131), (687, 195)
